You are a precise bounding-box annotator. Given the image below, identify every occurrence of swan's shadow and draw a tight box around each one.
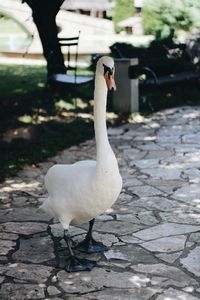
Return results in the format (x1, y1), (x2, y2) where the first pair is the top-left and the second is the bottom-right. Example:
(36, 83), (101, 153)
(53, 234), (104, 270)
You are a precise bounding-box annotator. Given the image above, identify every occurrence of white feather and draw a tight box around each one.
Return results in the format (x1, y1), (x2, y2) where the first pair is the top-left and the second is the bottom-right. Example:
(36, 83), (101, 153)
(41, 56), (122, 230)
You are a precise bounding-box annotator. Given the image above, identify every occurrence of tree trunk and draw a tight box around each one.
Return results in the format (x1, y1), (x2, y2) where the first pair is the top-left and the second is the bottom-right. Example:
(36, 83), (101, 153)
(24, 0), (66, 77)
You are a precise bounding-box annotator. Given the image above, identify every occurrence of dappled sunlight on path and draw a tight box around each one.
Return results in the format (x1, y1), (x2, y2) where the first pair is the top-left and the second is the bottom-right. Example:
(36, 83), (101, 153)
(1, 106), (200, 299)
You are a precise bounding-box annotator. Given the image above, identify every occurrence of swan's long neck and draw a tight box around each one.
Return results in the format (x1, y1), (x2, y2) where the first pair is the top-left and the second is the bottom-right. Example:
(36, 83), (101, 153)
(94, 72), (112, 166)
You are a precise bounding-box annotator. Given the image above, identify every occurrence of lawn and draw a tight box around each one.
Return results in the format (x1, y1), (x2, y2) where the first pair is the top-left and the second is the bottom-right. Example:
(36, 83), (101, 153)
(0, 62), (200, 182)
(0, 63), (96, 182)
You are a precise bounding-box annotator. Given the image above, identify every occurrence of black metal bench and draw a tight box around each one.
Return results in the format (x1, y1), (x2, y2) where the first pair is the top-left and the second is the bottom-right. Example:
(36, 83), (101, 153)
(47, 32), (94, 90)
(129, 58), (200, 87)
(111, 42), (200, 88)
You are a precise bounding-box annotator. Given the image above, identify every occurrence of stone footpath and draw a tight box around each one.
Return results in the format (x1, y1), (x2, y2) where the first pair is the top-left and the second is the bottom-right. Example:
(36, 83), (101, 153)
(1, 106), (200, 300)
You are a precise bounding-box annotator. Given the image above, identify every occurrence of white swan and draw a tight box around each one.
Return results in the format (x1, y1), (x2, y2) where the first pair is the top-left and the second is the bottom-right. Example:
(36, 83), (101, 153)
(41, 56), (122, 272)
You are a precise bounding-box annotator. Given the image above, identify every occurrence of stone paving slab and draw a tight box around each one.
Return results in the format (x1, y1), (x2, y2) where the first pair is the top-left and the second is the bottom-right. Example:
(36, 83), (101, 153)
(1, 106), (200, 299)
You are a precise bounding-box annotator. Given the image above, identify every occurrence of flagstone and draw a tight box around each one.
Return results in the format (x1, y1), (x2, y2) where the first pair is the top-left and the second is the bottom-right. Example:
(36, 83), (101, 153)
(134, 223), (200, 241)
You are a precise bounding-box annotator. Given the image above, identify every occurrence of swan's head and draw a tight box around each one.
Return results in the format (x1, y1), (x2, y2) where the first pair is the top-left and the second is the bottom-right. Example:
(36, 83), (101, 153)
(96, 56), (116, 91)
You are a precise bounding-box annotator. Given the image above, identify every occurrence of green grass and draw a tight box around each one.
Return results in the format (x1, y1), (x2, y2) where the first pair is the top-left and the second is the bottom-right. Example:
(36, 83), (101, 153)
(0, 63), (95, 182)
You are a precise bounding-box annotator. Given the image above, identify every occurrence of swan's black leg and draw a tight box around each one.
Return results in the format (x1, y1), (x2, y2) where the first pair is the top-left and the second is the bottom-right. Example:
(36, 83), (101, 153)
(75, 219), (108, 254)
(64, 230), (96, 272)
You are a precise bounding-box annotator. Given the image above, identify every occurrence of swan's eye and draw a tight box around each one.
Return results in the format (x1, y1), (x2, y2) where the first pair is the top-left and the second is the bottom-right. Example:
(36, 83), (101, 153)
(103, 64), (114, 77)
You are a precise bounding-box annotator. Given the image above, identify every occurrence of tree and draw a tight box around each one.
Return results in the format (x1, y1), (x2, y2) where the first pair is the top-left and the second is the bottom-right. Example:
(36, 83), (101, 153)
(113, 0), (135, 33)
(23, 0), (66, 78)
(143, 0), (200, 40)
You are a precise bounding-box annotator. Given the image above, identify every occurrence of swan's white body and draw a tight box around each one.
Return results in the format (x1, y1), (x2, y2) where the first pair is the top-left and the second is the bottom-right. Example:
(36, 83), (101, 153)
(41, 57), (122, 230)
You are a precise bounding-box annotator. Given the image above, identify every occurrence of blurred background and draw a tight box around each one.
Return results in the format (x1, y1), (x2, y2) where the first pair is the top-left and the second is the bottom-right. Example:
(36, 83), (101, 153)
(0, 0), (200, 182)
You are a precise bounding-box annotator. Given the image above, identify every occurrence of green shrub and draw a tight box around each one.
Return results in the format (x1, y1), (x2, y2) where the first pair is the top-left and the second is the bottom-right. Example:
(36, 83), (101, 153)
(113, 0), (135, 33)
(143, 0), (200, 40)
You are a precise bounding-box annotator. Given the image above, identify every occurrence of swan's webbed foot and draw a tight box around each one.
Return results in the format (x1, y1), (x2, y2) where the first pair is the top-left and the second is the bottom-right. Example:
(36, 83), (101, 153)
(75, 218), (108, 253)
(64, 229), (96, 272)
(66, 256), (96, 272)
(75, 237), (108, 254)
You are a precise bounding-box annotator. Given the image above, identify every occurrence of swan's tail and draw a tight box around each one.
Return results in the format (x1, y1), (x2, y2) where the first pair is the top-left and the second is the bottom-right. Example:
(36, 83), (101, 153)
(38, 196), (54, 216)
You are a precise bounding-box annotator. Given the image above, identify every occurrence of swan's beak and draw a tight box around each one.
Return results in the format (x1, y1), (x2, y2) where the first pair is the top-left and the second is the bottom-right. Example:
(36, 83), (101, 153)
(104, 73), (116, 91)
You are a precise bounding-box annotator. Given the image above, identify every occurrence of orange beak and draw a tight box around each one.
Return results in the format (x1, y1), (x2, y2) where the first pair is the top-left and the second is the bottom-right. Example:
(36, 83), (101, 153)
(104, 72), (116, 91)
